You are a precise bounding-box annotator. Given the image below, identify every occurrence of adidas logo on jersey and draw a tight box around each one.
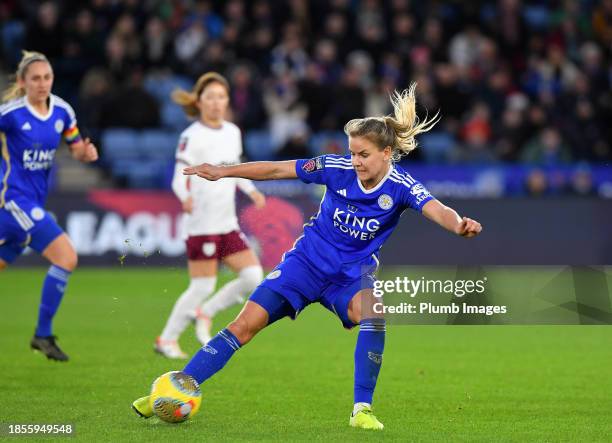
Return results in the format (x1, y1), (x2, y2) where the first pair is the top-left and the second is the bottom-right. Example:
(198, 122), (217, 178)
(21, 122), (32, 131)
(337, 189), (347, 196)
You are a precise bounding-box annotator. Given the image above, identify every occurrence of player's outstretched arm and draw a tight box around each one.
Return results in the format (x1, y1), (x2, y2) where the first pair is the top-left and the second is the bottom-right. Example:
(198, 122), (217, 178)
(422, 199), (482, 238)
(184, 160), (298, 181)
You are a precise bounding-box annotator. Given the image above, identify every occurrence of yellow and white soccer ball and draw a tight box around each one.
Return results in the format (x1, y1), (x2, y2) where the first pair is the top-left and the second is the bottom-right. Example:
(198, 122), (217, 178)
(149, 371), (202, 423)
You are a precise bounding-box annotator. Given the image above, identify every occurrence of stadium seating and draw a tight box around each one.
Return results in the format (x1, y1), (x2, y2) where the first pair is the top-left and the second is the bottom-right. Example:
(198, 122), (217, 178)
(144, 74), (192, 130)
(309, 131), (347, 156)
(101, 128), (179, 188)
(139, 130), (177, 160)
(244, 130), (276, 161)
(101, 129), (141, 162)
(419, 132), (456, 163)
(161, 103), (190, 131)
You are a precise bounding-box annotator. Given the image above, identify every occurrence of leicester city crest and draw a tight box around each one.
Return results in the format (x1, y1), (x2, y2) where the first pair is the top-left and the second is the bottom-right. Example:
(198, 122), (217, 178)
(377, 194), (393, 210)
(30, 207), (45, 221)
(266, 270), (282, 280)
(54, 119), (64, 133)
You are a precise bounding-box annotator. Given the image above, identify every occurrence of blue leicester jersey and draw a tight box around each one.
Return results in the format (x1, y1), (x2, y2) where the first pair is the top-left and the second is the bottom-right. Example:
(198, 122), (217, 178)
(292, 154), (435, 281)
(0, 95), (79, 207)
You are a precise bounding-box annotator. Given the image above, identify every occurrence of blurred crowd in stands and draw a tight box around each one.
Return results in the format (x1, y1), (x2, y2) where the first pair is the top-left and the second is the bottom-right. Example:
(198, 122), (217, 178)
(1, 0), (611, 192)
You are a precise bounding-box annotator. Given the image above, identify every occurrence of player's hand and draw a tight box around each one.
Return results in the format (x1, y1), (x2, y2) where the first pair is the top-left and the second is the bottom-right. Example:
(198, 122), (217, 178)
(455, 217), (482, 238)
(183, 163), (224, 181)
(79, 137), (99, 162)
(182, 196), (193, 214)
(250, 191), (266, 209)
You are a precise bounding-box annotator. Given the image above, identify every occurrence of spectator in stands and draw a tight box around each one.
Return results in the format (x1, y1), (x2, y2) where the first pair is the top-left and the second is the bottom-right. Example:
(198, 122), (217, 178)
(494, 106), (529, 162)
(244, 26), (275, 74)
(99, 69), (160, 129)
(569, 165), (596, 196)
(229, 65), (266, 131)
(174, 21), (207, 69)
(5, 0), (612, 170)
(521, 127), (572, 165)
(312, 39), (343, 86)
(263, 72), (308, 150)
(332, 67), (366, 129)
(78, 68), (114, 140)
(298, 62), (334, 131)
(184, 0), (224, 40)
(592, 0), (612, 47)
(64, 9), (104, 72)
(525, 169), (549, 197)
(277, 127), (310, 160)
(323, 12), (352, 58)
(24, 1), (63, 60)
(143, 16), (174, 70)
(433, 63), (470, 126)
(270, 22), (309, 79)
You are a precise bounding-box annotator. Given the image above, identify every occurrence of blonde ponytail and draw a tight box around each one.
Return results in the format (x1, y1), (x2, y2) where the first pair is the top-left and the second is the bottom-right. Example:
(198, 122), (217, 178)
(2, 81), (24, 102)
(171, 89), (199, 117)
(384, 84), (440, 158)
(2, 50), (50, 102)
(172, 72), (230, 118)
(344, 82), (440, 161)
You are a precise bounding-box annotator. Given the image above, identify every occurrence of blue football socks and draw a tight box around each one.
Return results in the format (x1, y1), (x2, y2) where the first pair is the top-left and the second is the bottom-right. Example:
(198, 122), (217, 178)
(35, 265), (71, 337)
(354, 318), (386, 404)
(183, 328), (242, 384)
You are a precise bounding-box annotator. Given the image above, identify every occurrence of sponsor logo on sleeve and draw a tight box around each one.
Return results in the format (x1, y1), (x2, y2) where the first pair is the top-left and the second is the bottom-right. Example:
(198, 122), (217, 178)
(410, 183), (431, 203)
(410, 183), (427, 196)
(302, 156), (324, 173)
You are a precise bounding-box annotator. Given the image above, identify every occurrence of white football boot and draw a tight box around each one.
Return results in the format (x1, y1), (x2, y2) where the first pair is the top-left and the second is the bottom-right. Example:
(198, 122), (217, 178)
(154, 337), (188, 359)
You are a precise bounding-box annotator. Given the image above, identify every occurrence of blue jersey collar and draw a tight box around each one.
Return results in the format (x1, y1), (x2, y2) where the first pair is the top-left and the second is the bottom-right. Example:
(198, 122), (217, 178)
(357, 163), (393, 194)
(25, 95), (55, 121)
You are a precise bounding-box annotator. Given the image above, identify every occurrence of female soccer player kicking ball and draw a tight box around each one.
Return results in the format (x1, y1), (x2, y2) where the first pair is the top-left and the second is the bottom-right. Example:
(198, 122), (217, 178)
(133, 84), (482, 429)
(155, 72), (266, 359)
(0, 51), (98, 361)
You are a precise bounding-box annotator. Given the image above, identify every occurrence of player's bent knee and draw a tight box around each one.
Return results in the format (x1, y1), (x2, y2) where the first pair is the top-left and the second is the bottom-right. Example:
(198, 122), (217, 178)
(348, 291), (383, 324)
(43, 234), (79, 271)
(227, 304), (267, 345)
(0, 260), (7, 271)
(227, 316), (255, 345)
(55, 251), (78, 272)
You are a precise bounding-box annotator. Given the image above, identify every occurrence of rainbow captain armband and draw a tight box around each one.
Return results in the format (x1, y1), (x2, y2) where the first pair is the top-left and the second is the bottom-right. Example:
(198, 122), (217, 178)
(63, 125), (82, 144)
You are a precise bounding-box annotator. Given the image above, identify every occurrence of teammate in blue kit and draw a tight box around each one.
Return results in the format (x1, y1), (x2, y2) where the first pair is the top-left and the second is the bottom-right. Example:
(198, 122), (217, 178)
(132, 84), (482, 429)
(0, 51), (99, 361)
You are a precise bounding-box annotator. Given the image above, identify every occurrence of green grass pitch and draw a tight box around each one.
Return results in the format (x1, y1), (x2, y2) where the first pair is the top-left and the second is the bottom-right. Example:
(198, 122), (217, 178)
(1, 268), (611, 442)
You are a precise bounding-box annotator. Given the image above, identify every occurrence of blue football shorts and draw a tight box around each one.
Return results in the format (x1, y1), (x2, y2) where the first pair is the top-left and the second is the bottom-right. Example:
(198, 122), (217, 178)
(0, 198), (63, 264)
(250, 250), (376, 329)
